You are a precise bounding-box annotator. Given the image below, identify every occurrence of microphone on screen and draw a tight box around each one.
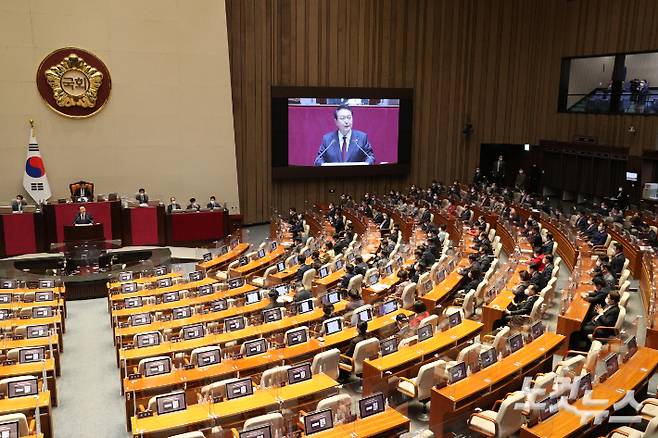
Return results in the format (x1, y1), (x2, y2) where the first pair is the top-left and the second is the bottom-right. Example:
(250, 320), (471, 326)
(354, 140), (375, 162)
(315, 138), (336, 162)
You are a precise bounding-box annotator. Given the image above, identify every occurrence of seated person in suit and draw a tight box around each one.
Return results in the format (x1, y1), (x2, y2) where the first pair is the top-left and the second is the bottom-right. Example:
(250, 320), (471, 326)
(187, 198), (201, 211)
(166, 197), (182, 214)
(73, 206), (93, 225)
(346, 290), (364, 312)
(295, 255), (312, 282)
(595, 263), (616, 288)
(580, 276), (610, 308)
(73, 182), (93, 202)
(293, 287), (313, 302)
(528, 262), (546, 289)
(344, 321), (369, 359)
(314, 105), (375, 166)
(264, 289), (284, 310)
(394, 314), (413, 340)
(610, 243), (626, 279)
(379, 213), (392, 232)
(320, 241), (335, 264)
(460, 254), (482, 276)
(590, 224), (608, 246)
(339, 264), (356, 289)
(135, 188), (149, 205)
(321, 304), (335, 322)
(11, 195), (27, 212)
(542, 254), (554, 283)
(207, 196), (221, 210)
(542, 233), (554, 255)
(571, 291), (621, 350)
(512, 270), (531, 304)
(494, 284), (540, 330)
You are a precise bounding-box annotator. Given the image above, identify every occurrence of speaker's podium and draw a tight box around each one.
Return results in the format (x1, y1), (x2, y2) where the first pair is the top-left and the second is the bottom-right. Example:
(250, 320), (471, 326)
(63, 224), (104, 243)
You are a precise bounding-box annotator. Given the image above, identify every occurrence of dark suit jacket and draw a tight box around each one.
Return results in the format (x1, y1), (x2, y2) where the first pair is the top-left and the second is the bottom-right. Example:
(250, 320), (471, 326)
(542, 241), (554, 255)
(610, 253), (625, 277)
(207, 201), (220, 209)
(586, 286), (610, 306)
(73, 213), (93, 225)
(339, 273), (355, 289)
(531, 234), (543, 249)
(591, 305), (620, 328)
(135, 193), (149, 204)
(591, 231), (608, 246)
(187, 203), (201, 211)
(11, 200), (26, 212)
(380, 218), (392, 230)
(314, 130), (375, 166)
(73, 186), (92, 198)
(508, 294), (539, 316)
(167, 203), (182, 214)
(296, 263), (312, 282)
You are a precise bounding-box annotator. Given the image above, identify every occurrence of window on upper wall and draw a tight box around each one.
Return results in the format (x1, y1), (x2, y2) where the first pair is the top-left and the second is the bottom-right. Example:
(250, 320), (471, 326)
(558, 50), (658, 115)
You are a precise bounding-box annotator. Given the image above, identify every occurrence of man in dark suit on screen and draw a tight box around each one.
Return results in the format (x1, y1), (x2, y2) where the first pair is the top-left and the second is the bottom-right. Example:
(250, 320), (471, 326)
(313, 105), (376, 166)
(73, 206), (93, 225)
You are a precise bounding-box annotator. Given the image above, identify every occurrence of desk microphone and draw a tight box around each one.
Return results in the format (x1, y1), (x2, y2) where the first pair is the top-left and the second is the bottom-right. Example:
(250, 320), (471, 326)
(315, 139), (336, 162)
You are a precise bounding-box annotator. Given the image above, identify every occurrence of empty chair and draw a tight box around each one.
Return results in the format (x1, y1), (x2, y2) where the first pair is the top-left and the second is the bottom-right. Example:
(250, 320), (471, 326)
(0, 413), (30, 437)
(456, 342), (481, 372)
(399, 336), (418, 348)
(467, 391), (526, 438)
(482, 326), (509, 355)
(350, 304), (373, 326)
(417, 272), (431, 290)
(244, 413), (285, 438)
(618, 269), (631, 288)
(301, 268), (316, 290)
(137, 356), (172, 375)
(555, 354), (585, 378)
(524, 372), (557, 413)
(364, 268), (378, 283)
(260, 365), (290, 388)
(487, 228), (496, 242)
(619, 280), (631, 294)
(605, 415), (658, 438)
(190, 345), (221, 367)
(201, 377), (240, 399)
(419, 314), (439, 329)
(446, 290), (475, 319)
(133, 331), (164, 348)
(347, 274), (363, 294)
(339, 338), (379, 391)
(620, 292), (631, 308)
(311, 348), (340, 380)
(240, 338), (269, 356)
(251, 265), (276, 288)
(400, 283), (417, 309)
(285, 254), (297, 267)
(395, 360), (447, 421)
(316, 394), (352, 423)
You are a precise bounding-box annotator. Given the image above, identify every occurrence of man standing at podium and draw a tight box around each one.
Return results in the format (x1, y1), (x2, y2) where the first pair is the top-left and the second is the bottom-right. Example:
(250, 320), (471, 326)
(314, 105), (376, 166)
(73, 206), (93, 225)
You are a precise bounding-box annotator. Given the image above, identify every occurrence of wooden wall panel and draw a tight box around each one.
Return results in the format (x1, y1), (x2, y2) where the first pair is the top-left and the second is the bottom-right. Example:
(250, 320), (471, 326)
(226, 0), (658, 224)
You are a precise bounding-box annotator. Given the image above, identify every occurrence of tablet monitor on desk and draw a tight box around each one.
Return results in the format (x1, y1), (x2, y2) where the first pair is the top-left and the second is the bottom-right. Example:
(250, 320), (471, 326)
(156, 278), (172, 288)
(0, 280), (16, 289)
(245, 291), (260, 304)
(286, 328), (308, 346)
(303, 409), (334, 435)
(224, 316), (246, 332)
(257, 248), (266, 259)
(202, 252), (213, 262)
(230, 238), (240, 249)
(318, 266), (329, 279)
(276, 261), (286, 272)
(143, 358), (171, 377)
(605, 353), (619, 376)
(181, 324), (204, 340)
(538, 395), (558, 421)
(448, 361), (467, 383)
(121, 282), (137, 293)
(162, 291), (180, 303)
(380, 337), (398, 356)
(379, 300), (397, 316)
(210, 299), (228, 312)
(35, 291), (54, 302)
(244, 338), (268, 357)
(18, 347), (44, 364)
(384, 264), (394, 276)
(625, 336), (638, 360)
(417, 324), (433, 342)
(219, 245), (229, 255)
(347, 253), (356, 263)
(298, 299), (314, 314)
(287, 362), (312, 385)
(39, 279), (55, 289)
(323, 318), (342, 335)
(570, 373), (592, 401)
(275, 284), (289, 296)
(240, 425), (271, 438)
(226, 378), (254, 400)
(422, 280), (433, 293)
(270, 241), (278, 251)
(238, 256), (249, 266)
(228, 278), (244, 289)
(136, 333), (161, 348)
(155, 391), (186, 415)
(26, 325), (48, 339)
(448, 311), (462, 328)
(435, 269), (446, 283)
(197, 284), (213, 296)
(0, 421), (19, 438)
(130, 313), (152, 326)
(321, 291), (340, 305)
(334, 259), (344, 270)
(154, 266), (168, 276)
(508, 333), (524, 354)
(188, 270), (204, 282)
(118, 272), (133, 282)
(359, 392), (385, 419)
(368, 273), (379, 286)
(32, 306), (53, 318)
(530, 321), (545, 340)
(0, 309), (10, 320)
(480, 348), (497, 369)
(262, 308), (283, 323)
(0, 294), (11, 304)
(7, 377), (38, 399)
(196, 348), (221, 367)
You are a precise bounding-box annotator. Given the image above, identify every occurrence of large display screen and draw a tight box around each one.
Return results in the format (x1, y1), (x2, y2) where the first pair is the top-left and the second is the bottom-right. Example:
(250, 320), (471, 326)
(272, 87), (413, 178)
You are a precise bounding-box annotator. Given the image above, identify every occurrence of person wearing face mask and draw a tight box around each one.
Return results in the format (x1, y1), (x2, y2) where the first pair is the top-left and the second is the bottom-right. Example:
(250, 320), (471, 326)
(570, 291), (621, 350)
(590, 223), (608, 246)
(167, 197), (181, 214)
(613, 186), (629, 210)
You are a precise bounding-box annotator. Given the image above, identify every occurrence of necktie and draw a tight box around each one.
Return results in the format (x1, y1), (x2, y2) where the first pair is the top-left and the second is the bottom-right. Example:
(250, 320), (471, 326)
(342, 136), (347, 162)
